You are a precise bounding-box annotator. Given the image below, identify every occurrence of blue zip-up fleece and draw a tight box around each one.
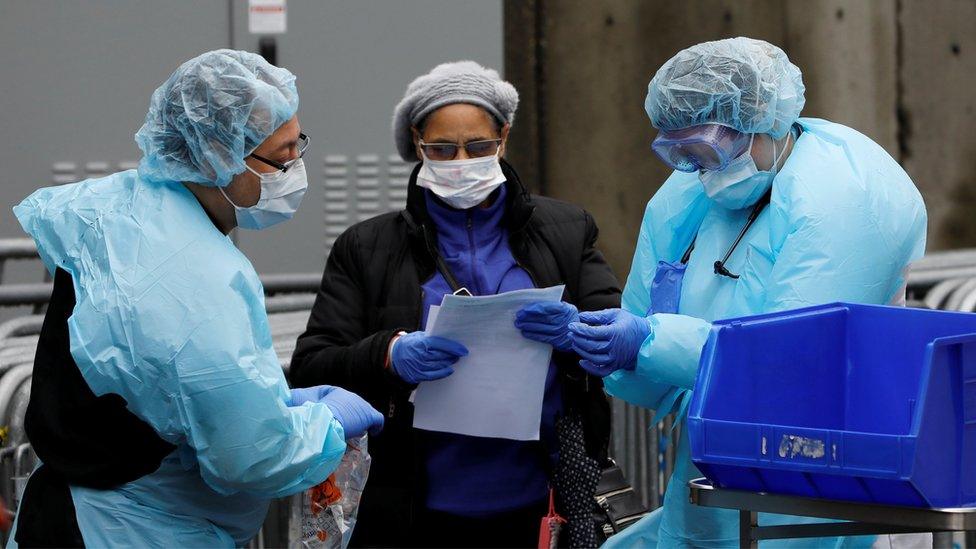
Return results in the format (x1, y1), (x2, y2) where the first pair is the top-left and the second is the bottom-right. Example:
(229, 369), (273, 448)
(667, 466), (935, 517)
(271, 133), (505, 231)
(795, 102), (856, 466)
(419, 183), (562, 516)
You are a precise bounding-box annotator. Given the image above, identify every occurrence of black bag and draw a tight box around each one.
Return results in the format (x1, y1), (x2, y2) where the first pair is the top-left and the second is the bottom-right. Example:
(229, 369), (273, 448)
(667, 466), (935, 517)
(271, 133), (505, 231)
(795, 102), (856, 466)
(593, 461), (650, 542)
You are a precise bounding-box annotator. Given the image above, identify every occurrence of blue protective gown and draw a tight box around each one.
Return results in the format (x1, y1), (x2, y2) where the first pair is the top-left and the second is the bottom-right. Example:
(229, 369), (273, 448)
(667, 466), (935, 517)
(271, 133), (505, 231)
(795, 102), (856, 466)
(10, 171), (347, 546)
(603, 118), (927, 548)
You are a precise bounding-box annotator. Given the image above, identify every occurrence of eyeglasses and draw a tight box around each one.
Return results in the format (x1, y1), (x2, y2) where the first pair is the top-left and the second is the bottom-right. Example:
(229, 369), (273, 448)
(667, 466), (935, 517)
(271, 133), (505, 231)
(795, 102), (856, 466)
(419, 138), (502, 161)
(651, 125), (752, 173)
(249, 132), (310, 173)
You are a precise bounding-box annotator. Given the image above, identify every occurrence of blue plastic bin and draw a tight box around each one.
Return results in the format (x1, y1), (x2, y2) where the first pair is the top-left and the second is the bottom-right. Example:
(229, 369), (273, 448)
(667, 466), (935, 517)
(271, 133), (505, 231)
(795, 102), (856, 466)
(688, 302), (976, 508)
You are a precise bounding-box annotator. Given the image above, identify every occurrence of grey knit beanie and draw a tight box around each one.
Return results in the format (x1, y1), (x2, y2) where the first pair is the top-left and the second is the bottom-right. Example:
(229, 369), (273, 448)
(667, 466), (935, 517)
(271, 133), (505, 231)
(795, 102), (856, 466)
(393, 60), (519, 162)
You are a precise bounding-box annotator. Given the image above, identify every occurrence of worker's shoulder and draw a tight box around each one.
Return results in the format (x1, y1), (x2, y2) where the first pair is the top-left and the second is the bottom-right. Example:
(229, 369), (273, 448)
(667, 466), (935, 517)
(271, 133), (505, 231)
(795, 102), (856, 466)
(118, 176), (257, 292)
(337, 210), (403, 238)
(17, 170), (139, 223)
(800, 117), (872, 143)
(528, 194), (594, 227)
(793, 119), (915, 198)
(799, 118), (900, 171)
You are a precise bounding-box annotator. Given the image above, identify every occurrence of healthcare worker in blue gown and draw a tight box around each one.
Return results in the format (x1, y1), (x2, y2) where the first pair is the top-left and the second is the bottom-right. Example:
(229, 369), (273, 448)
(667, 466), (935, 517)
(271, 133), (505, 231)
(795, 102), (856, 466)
(9, 50), (384, 547)
(568, 38), (927, 547)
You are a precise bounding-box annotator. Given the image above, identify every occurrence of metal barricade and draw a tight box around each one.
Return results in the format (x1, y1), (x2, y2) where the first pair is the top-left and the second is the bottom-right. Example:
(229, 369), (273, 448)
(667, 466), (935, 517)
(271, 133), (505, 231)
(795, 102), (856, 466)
(0, 275), (321, 308)
(0, 240), (39, 286)
(610, 398), (677, 511)
(908, 249), (976, 309)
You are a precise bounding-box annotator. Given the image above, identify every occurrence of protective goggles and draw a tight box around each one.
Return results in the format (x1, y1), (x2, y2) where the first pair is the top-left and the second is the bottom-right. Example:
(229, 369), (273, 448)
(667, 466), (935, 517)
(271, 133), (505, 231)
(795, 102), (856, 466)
(651, 124), (752, 173)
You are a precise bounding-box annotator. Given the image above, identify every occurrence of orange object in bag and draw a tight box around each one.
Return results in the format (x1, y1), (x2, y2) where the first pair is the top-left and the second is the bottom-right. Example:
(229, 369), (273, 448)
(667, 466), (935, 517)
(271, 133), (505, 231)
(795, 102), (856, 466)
(537, 488), (566, 549)
(299, 435), (372, 548)
(308, 474), (344, 542)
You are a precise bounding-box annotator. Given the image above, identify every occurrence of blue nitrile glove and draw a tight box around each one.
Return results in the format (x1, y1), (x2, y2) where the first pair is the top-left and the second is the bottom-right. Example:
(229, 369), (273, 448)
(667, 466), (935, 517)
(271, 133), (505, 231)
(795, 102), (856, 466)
(568, 308), (652, 377)
(289, 385), (334, 407)
(319, 386), (384, 439)
(514, 301), (579, 352)
(390, 331), (469, 385)
(290, 385), (384, 438)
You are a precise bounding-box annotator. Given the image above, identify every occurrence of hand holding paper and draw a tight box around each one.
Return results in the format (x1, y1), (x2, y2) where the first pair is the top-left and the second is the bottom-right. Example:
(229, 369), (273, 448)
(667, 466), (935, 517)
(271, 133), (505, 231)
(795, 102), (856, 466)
(413, 285), (565, 440)
(514, 301), (579, 352)
(391, 331), (468, 384)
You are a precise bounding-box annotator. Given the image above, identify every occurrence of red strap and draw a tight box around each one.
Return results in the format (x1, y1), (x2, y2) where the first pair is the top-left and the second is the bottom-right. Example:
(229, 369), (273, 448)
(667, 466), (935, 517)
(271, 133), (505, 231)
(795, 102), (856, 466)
(538, 489), (567, 549)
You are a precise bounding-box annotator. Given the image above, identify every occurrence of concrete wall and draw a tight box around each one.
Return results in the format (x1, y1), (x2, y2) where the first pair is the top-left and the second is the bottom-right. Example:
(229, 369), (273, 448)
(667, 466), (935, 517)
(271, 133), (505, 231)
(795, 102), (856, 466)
(505, 0), (976, 278)
(900, 0), (976, 249)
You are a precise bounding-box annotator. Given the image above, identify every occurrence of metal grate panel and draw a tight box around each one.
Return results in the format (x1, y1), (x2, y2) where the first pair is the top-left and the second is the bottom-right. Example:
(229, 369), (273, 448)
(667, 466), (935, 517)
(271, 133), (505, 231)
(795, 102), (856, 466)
(322, 154), (410, 255)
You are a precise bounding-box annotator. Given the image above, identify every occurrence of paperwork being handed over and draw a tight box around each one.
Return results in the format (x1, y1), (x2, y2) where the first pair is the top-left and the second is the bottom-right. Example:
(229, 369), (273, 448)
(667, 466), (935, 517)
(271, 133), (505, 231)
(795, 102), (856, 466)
(412, 285), (565, 440)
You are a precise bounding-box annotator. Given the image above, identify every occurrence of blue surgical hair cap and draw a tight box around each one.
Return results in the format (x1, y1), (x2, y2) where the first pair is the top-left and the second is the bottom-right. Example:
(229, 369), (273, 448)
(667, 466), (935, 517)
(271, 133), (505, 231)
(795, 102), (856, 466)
(645, 37), (805, 138)
(135, 49), (299, 187)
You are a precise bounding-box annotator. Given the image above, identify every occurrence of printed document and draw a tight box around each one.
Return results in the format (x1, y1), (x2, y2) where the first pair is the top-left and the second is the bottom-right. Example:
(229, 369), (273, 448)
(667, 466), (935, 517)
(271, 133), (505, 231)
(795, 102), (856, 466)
(412, 285), (565, 440)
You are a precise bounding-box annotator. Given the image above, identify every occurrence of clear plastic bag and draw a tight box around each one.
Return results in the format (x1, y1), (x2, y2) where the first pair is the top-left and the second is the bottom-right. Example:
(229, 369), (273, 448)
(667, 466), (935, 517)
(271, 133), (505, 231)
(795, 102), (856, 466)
(294, 435), (371, 549)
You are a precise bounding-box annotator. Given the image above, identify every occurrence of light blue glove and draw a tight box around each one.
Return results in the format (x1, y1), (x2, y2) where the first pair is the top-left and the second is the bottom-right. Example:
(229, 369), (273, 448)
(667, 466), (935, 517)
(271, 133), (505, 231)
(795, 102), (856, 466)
(290, 385), (384, 439)
(568, 309), (652, 377)
(514, 301), (579, 352)
(391, 331), (469, 385)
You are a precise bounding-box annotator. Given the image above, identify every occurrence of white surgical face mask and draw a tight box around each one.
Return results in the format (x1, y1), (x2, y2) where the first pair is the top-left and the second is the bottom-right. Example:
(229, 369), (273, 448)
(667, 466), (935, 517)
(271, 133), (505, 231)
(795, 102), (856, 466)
(699, 132), (791, 210)
(417, 151), (506, 210)
(220, 158), (309, 230)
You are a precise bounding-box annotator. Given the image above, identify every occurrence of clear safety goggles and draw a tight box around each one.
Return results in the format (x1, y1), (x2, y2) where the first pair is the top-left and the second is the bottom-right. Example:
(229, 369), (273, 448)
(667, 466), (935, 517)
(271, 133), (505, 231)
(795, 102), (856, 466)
(651, 124), (752, 173)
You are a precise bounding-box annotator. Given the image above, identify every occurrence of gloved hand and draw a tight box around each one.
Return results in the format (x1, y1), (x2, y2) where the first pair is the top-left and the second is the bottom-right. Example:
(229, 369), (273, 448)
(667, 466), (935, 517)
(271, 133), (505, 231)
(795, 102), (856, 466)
(289, 385), (384, 439)
(289, 385), (333, 407)
(568, 308), (652, 377)
(514, 301), (578, 352)
(319, 386), (384, 439)
(390, 331), (468, 385)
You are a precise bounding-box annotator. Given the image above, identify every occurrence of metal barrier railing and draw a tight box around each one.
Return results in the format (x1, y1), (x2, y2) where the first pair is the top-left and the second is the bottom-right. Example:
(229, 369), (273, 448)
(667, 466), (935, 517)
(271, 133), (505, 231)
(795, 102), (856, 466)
(0, 236), (323, 307)
(906, 249), (976, 312)
(0, 240), (39, 287)
(908, 249), (976, 292)
(0, 284), (51, 308)
(610, 400), (674, 510)
(0, 274), (321, 308)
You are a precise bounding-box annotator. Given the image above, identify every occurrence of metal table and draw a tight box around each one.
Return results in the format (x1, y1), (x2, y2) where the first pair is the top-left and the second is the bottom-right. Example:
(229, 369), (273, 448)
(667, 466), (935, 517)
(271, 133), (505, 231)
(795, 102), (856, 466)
(689, 478), (976, 549)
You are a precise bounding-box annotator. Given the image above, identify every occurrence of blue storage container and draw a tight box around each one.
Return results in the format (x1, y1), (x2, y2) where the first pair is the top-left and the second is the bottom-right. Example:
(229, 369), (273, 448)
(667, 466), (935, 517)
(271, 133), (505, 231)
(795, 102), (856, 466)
(688, 302), (976, 508)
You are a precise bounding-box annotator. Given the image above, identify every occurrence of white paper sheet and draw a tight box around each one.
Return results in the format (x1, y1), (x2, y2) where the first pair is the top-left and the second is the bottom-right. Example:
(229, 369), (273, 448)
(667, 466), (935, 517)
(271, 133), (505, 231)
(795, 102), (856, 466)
(411, 285), (565, 440)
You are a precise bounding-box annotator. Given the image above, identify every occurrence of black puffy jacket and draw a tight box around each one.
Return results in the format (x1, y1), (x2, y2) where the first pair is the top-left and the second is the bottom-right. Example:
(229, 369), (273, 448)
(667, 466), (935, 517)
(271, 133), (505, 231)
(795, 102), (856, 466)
(291, 160), (621, 546)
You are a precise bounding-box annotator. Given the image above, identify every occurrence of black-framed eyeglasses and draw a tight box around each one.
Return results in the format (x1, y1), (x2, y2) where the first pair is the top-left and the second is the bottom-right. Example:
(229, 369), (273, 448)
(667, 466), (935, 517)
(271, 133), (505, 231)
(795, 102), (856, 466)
(249, 132), (310, 172)
(419, 138), (502, 161)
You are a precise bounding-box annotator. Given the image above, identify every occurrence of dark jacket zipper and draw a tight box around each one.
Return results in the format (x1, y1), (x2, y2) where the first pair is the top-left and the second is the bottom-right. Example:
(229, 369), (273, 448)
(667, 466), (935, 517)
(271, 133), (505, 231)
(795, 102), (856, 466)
(466, 212), (478, 294)
(509, 229), (589, 392)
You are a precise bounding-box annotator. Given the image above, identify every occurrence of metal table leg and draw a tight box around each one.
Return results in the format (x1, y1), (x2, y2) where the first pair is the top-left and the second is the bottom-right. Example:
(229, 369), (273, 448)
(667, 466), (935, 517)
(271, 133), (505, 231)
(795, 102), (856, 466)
(691, 480), (976, 548)
(932, 531), (954, 549)
(740, 510), (758, 549)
